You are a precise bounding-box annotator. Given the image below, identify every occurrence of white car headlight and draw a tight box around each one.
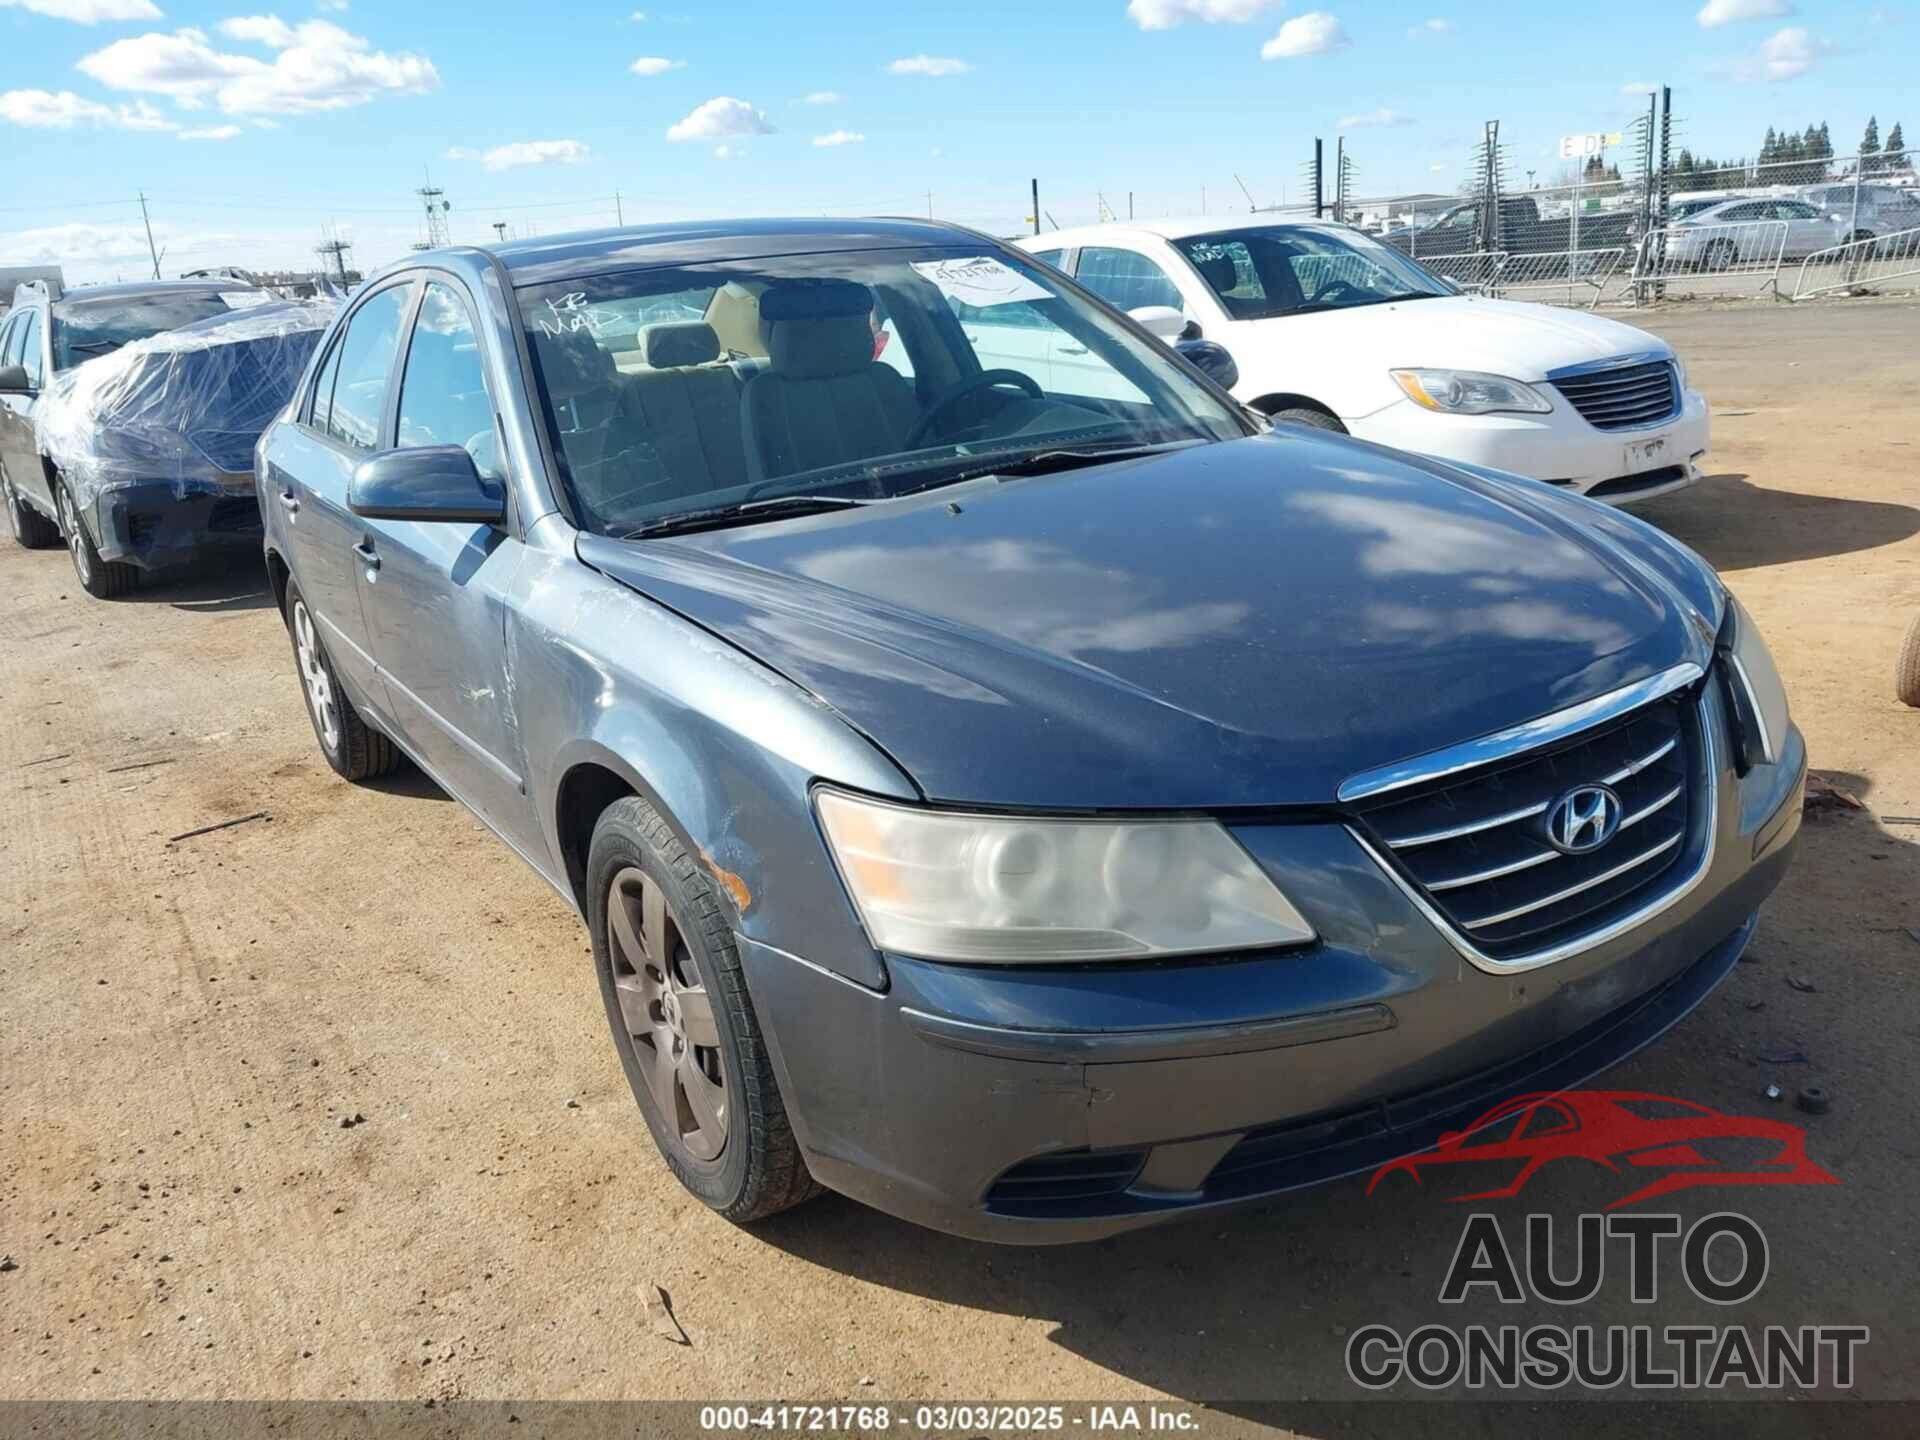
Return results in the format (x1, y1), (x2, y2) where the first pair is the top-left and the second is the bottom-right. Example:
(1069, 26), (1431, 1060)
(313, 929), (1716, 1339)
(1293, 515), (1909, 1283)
(1719, 594), (1790, 771)
(815, 789), (1316, 963)
(1390, 368), (1553, 416)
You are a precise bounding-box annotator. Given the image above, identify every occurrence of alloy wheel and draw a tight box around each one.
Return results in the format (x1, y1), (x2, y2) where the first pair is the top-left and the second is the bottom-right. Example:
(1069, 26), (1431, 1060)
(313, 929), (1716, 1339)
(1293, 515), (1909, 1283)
(606, 865), (727, 1162)
(292, 599), (340, 753)
(59, 487), (90, 585)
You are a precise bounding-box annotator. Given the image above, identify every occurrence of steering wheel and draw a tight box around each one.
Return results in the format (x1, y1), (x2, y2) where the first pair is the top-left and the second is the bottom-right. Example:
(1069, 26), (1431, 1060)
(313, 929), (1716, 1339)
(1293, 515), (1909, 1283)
(904, 369), (1044, 450)
(1311, 278), (1371, 306)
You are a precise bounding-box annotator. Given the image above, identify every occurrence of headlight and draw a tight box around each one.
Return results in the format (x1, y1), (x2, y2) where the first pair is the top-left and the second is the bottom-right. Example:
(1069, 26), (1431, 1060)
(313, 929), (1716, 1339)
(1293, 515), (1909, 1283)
(815, 790), (1316, 963)
(1390, 368), (1553, 416)
(1717, 594), (1790, 771)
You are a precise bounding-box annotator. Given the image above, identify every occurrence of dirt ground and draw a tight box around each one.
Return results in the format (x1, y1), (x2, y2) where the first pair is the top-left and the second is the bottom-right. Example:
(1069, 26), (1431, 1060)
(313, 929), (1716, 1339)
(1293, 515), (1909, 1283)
(2, 297), (1917, 1430)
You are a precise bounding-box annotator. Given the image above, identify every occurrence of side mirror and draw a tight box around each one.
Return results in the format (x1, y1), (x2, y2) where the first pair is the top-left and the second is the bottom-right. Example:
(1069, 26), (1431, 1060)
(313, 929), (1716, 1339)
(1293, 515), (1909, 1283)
(1127, 305), (1188, 342)
(0, 364), (31, 395)
(1175, 338), (1238, 390)
(349, 446), (505, 525)
(1435, 274), (1465, 295)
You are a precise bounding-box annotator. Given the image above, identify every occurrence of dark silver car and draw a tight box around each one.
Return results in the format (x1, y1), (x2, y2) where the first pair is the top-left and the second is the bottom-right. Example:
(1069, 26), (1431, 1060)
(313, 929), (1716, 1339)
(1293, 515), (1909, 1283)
(257, 219), (1805, 1243)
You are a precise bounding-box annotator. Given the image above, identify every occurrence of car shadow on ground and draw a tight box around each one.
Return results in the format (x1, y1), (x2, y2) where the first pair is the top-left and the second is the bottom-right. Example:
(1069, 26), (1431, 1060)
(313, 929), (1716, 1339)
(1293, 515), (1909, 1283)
(362, 763), (454, 802)
(747, 791), (1919, 1430)
(1637, 473), (1920, 573)
(120, 555), (277, 613)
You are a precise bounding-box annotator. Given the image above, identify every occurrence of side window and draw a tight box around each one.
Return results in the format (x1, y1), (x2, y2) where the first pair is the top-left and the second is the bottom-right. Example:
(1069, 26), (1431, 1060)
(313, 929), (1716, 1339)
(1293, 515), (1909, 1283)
(0, 316), (19, 368)
(1722, 202), (1765, 221)
(1074, 247), (1185, 313)
(397, 281), (503, 482)
(1777, 202), (1819, 219)
(1029, 248), (1066, 270)
(308, 336), (343, 433)
(326, 284), (412, 450)
(17, 310), (44, 388)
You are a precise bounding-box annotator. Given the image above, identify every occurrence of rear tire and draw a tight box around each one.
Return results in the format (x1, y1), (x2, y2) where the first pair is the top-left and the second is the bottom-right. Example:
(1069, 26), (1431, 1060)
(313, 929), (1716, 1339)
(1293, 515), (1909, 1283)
(587, 795), (821, 1224)
(1267, 405), (1347, 434)
(57, 479), (137, 599)
(283, 577), (402, 781)
(1897, 613), (1920, 708)
(1703, 238), (1737, 273)
(3, 472), (59, 550)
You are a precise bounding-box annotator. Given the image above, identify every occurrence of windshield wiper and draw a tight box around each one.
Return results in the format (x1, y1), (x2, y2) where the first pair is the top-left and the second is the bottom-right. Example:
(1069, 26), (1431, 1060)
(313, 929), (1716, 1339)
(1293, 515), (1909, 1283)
(620, 492), (879, 540)
(65, 340), (124, 356)
(894, 438), (1206, 496)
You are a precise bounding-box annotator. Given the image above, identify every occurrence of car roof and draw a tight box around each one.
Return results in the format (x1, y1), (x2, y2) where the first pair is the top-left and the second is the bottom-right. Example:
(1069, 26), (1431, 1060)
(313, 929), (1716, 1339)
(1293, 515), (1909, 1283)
(467, 216), (990, 288)
(1019, 216), (1355, 249)
(53, 279), (247, 308)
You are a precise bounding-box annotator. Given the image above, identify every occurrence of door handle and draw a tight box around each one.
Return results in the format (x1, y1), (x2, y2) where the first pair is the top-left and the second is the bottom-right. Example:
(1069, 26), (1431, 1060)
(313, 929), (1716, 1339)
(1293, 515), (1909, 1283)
(276, 488), (300, 514)
(1060, 344), (1089, 355)
(353, 540), (380, 571)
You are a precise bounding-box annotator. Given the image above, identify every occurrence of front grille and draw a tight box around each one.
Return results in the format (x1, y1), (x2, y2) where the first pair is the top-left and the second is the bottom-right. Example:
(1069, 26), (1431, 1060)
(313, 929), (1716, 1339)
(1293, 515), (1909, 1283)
(207, 495), (262, 533)
(1352, 695), (1701, 962)
(985, 1148), (1146, 1211)
(1551, 360), (1679, 431)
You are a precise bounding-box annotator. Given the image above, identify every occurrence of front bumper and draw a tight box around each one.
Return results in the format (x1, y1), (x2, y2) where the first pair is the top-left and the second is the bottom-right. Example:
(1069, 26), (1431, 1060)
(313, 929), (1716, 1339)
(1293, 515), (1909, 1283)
(1350, 386), (1711, 506)
(746, 699), (1804, 1245)
(90, 479), (263, 569)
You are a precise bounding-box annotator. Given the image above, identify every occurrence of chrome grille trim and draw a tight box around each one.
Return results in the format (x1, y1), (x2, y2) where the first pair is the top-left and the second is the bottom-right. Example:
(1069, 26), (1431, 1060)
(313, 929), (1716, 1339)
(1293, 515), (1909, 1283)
(1346, 692), (1720, 976)
(1551, 358), (1681, 432)
(1382, 734), (1678, 848)
(1339, 663), (1703, 805)
(1461, 832), (1683, 931)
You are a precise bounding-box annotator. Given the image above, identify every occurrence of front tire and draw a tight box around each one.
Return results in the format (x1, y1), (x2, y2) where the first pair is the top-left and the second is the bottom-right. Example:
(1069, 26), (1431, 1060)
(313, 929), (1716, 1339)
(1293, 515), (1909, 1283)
(57, 479), (137, 598)
(4, 472), (59, 549)
(1267, 405), (1347, 434)
(1897, 613), (1920, 708)
(587, 795), (819, 1223)
(283, 577), (401, 781)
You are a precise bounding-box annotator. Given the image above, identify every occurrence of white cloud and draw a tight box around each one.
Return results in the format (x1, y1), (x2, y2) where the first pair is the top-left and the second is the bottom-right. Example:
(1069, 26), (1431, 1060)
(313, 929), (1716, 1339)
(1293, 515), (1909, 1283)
(1428, 161), (1449, 172)
(812, 128), (864, 147)
(450, 138), (590, 171)
(1125, 0), (1276, 30)
(887, 54), (970, 76)
(803, 89), (843, 104)
(1260, 12), (1348, 59)
(0, 86), (176, 129)
(665, 95), (773, 142)
(1405, 16), (1451, 38)
(629, 55), (683, 76)
(178, 122), (240, 139)
(1619, 80), (1658, 95)
(629, 7), (645, 17)
(1338, 106), (1412, 129)
(0, 0), (160, 23)
(713, 142), (736, 159)
(1698, 0), (1790, 26)
(75, 20), (439, 115)
(1727, 25), (1826, 80)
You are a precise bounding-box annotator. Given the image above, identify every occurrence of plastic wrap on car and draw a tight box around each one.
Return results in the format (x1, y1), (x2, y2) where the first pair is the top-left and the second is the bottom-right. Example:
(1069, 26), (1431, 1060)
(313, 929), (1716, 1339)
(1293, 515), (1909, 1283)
(33, 298), (339, 513)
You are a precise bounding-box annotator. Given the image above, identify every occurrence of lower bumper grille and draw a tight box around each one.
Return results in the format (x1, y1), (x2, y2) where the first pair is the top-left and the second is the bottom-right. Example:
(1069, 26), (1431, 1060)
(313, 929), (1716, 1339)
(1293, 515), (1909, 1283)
(207, 495), (262, 533)
(1551, 360), (1680, 431)
(1352, 692), (1703, 962)
(985, 1148), (1146, 1208)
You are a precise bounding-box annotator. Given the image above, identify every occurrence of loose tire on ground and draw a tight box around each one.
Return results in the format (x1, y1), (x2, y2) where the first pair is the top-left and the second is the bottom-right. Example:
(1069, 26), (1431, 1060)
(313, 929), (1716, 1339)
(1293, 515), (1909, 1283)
(57, 479), (137, 599)
(587, 795), (821, 1224)
(1897, 613), (1920, 708)
(1267, 406), (1347, 434)
(282, 577), (402, 781)
(3, 472), (60, 550)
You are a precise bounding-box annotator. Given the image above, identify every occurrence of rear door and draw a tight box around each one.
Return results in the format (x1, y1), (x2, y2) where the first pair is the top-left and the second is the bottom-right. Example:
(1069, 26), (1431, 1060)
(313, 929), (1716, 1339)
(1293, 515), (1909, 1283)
(267, 279), (416, 713)
(0, 310), (49, 513)
(354, 276), (535, 846)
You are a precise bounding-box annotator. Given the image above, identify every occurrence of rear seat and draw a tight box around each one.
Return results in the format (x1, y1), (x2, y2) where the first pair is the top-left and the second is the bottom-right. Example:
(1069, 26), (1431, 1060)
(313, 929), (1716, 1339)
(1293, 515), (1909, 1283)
(614, 321), (752, 498)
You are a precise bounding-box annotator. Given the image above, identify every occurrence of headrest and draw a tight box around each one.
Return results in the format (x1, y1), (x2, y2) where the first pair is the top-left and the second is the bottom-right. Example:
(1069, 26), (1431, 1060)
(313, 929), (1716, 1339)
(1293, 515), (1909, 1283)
(765, 312), (875, 379)
(532, 326), (615, 394)
(639, 320), (719, 369)
(757, 279), (873, 323)
(1195, 252), (1238, 293)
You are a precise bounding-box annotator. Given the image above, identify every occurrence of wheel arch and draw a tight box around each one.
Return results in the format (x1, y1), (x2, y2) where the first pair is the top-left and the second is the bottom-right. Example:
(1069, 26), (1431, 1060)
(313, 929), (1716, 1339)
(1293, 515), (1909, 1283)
(1248, 392), (1343, 424)
(264, 545), (292, 618)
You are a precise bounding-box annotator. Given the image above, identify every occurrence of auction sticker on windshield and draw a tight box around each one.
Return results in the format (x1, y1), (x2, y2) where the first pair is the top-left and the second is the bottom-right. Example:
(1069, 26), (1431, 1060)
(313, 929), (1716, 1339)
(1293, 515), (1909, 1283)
(912, 256), (1051, 309)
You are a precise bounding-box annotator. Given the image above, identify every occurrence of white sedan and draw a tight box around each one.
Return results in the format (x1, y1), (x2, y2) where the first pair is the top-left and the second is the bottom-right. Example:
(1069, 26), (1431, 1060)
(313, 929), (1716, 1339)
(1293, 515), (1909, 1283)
(1016, 218), (1710, 506)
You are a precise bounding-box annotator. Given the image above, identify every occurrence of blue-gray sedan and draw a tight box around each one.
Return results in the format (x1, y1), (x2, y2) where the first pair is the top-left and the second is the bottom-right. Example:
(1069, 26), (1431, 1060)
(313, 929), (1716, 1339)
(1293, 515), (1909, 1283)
(256, 219), (1805, 1243)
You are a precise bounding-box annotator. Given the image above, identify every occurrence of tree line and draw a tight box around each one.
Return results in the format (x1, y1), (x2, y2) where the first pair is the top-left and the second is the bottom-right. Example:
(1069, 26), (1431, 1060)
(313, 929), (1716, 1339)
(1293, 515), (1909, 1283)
(1670, 118), (1911, 192)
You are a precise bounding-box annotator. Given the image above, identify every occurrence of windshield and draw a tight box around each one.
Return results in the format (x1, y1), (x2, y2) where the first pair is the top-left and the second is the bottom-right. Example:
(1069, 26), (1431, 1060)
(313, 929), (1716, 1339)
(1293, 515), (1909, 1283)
(517, 244), (1247, 538)
(1170, 225), (1449, 320)
(51, 290), (245, 371)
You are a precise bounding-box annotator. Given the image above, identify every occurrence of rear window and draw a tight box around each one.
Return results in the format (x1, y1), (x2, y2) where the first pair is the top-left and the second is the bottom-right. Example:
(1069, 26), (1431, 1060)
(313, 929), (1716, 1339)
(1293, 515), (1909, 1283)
(52, 290), (246, 370)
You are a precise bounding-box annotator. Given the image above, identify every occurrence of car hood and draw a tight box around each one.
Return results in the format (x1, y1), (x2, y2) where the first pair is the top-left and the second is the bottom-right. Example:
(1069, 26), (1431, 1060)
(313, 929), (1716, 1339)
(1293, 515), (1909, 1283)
(579, 432), (1716, 811)
(1229, 295), (1670, 384)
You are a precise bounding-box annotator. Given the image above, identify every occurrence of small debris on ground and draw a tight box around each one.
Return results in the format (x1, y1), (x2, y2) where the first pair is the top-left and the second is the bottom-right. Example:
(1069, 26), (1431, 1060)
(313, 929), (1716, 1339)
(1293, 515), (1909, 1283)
(1786, 975), (1819, 993)
(1760, 1049), (1809, 1065)
(643, 1284), (689, 1345)
(338, 1112), (367, 1130)
(1797, 1086), (1831, 1116)
(167, 811), (271, 846)
(1764, 1084), (1784, 1101)
(1802, 775), (1865, 818)
(1745, 999), (1766, 1011)
(0, 1255), (17, 1273)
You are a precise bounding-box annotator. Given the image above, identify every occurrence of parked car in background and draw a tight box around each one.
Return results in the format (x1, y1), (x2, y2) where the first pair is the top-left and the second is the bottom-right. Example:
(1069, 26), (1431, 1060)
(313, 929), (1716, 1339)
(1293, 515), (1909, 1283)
(31, 299), (334, 597)
(1020, 218), (1711, 505)
(258, 218), (1803, 1243)
(1378, 194), (1636, 262)
(1, 277), (269, 594)
(1662, 197), (1847, 267)
(1801, 183), (1920, 240)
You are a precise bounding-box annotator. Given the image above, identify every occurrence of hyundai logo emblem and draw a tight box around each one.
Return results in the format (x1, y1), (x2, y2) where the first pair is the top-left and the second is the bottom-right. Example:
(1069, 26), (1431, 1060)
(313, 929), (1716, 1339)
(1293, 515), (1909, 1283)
(1545, 784), (1622, 855)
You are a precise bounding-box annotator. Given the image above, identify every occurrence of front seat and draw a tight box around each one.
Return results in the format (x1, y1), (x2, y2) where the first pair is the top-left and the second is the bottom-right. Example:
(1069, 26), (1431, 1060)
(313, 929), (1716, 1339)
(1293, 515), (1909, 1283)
(739, 280), (916, 482)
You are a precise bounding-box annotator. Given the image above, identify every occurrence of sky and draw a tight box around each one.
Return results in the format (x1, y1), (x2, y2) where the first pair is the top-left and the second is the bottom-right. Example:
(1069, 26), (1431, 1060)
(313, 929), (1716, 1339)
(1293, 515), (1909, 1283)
(0, 0), (1911, 284)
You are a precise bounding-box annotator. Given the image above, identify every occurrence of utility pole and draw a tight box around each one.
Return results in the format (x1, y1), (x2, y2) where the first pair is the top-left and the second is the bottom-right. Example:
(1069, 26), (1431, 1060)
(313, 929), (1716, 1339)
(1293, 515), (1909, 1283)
(1128, 191), (1134, 219)
(137, 190), (161, 279)
(926, 190), (933, 219)
(1030, 178), (1040, 236)
(1234, 173), (1257, 211)
(492, 221), (508, 241)
(615, 190), (624, 225)
(415, 178), (450, 250)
